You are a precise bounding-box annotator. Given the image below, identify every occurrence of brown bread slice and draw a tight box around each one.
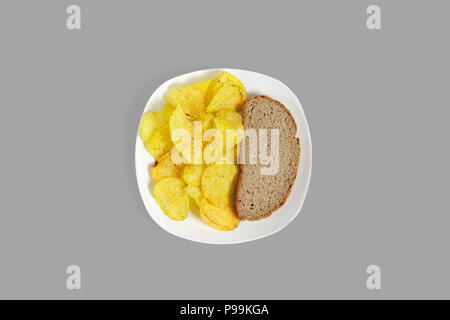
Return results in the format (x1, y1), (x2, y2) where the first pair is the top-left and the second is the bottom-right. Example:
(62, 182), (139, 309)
(236, 96), (300, 220)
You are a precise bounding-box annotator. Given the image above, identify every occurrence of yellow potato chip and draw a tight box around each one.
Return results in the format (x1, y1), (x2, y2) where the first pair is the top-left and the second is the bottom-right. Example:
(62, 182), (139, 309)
(192, 120), (204, 165)
(202, 142), (216, 165)
(216, 110), (243, 127)
(214, 117), (241, 146)
(162, 102), (175, 119)
(201, 117), (241, 163)
(169, 106), (193, 137)
(140, 110), (165, 142)
(216, 110), (244, 144)
(140, 104), (174, 142)
(200, 112), (214, 132)
(182, 164), (205, 187)
(201, 163), (239, 208)
(169, 106), (194, 163)
(199, 198), (240, 231)
(154, 177), (189, 221)
(213, 117), (235, 134)
(151, 149), (184, 183)
(202, 125), (226, 164)
(185, 184), (203, 207)
(214, 71), (247, 100)
(207, 84), (244, 113)
(193, 78), (218, 106)
(146, 123), (173, 159)
(220, 144), (239, 165)
(167, 85), (205, 119)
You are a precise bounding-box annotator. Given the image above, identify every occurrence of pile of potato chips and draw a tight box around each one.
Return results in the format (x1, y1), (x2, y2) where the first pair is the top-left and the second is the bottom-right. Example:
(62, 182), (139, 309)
(140, 71), (247, 231)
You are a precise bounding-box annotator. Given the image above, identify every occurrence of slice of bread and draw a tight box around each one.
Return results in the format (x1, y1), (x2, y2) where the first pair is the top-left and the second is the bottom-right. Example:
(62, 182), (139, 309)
(236, 96), (300, 220)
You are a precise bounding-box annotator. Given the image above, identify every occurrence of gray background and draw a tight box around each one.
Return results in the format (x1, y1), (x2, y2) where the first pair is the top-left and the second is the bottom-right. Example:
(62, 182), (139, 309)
(0, 0), (449, 299)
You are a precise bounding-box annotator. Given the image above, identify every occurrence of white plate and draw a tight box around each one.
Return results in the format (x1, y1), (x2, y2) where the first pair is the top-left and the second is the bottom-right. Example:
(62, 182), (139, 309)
(135, 69), (312, 244)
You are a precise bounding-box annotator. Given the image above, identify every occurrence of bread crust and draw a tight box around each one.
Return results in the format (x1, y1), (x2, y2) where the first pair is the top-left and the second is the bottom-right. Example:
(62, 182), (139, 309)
(236, 95), (301, 220)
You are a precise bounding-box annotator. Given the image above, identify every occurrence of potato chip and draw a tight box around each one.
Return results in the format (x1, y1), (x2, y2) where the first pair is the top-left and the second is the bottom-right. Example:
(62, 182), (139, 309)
(193, 78), (218, 106)
(182, 164), (205, 187)
(214, 71), (247, 99)
(207, 71), (247, 113)
(201, 163), (239, 207)
(162, 102), (175, 119)
(201, 117), (241, 163)
(202, 124), (226, 164)
(207, 84), (244, 113)
(169, 106), (194, 162)
(199, 198), (240, 231)
(213, 117), (234, 135)
(220, 144), (239, 164)
(214, 117), (241, 145)
(151, 149), (184, 183)
(146, 123), (173, 159)
(169, 106), (193, 136)
(216, 110), (242, 127)
(216, 110), (244, 144)
(202, 142), (217, 165)
(154, 177), (189, 221)
(191, 120), (204, 165)
(140, 104), (174, 142)
(167, 85), (205, 119)
(200, 112), (214, 132)
(185, 184), (203, 206)
(140, 110), (165, 142)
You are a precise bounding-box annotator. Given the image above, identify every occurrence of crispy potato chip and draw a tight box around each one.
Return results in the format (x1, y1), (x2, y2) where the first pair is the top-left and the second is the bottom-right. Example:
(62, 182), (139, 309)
(154, 177), (189, 221)
(162, 103), (175, 119)
(199, 198), (240, 231)
(146, 123), (173, 159)
(193, 78), (218, 106)
(219, 144), (239, 164)
(216, 110), (242, 127)
(207, 71), (247, 113)
(140, 110), (165, 142)
(167, 85), (205, 119)
(169, 106), (193, 137)
(207, 84), (244, 113)
(201, 117), (241, 163)
(192, 120), (204, 165)
(216, 111), (244, 144)
(202, 142), (218, 164)
(213, 117), (235, 135)
(201, 163), (239, 208)
(140, 104), (174, 142)
(201, 112), (214, 132)
(185, 184), (203, 206)
(151, 149), (184, 183)
(169, 106), (194, 162)
(182, 164), (205, 187)
(202, 125), (226, 164)
(214, 71), (247, 99)
(214, 117), (241, 146)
